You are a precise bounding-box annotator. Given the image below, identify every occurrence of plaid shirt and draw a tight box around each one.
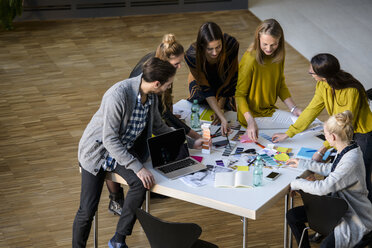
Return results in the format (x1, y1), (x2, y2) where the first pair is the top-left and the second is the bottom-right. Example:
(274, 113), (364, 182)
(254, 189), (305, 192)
(103, 93), (153, 171)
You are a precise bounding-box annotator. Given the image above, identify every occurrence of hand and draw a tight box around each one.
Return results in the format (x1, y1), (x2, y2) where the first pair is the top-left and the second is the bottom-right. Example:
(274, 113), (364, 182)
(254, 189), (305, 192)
(211, 113), (221, 125)
(312, 151), (323, 162)
(286, 158), (299, 168)
(245, 118), (258, 141)
(272, 133), (289, 143)
(220, 120), (231, 137)
(136, 168), (155, 189)
(305, 173), (316, 181)
(292, 107), (302, 117)
(193, 138), (205, 149)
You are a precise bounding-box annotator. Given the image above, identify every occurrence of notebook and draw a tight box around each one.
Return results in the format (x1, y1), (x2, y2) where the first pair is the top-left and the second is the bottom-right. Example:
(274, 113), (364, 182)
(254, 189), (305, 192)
(147, 129), (206, 180)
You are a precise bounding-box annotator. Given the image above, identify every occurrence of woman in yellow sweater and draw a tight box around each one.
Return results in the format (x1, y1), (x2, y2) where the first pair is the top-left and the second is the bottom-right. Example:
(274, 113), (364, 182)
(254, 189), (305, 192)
(236, 19), (301, 141)
(273, 53), (372, 202)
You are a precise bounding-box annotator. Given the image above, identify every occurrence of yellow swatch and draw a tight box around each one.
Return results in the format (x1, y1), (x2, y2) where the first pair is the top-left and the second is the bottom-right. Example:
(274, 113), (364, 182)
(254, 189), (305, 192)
(200, 108), (215, 121)
(276, 147), (289, 153)
(237, 166), (249, 171)
(274, 153), (290, 162)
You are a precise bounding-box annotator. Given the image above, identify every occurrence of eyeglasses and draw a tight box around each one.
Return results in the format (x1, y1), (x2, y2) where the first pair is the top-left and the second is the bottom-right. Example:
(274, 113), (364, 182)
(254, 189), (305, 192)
(308, 71), (316, 75)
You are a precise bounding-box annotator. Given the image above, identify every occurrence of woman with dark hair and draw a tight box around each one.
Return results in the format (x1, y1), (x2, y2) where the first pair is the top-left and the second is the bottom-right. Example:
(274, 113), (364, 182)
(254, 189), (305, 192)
(236, 19), (301, 141)
(185, 22), (239, 135)
(273, 53), (372, 202)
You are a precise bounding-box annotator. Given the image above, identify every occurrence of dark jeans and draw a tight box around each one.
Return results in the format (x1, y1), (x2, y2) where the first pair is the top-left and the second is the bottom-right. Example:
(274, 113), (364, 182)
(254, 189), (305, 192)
(354, 131), (372, 202)
(72, 165), (146, 248)
(287, 206), (335, 248)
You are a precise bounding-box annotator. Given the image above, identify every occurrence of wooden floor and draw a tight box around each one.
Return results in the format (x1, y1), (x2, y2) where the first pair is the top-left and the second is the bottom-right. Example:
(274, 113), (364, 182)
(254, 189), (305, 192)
(0, 10), (326, 247)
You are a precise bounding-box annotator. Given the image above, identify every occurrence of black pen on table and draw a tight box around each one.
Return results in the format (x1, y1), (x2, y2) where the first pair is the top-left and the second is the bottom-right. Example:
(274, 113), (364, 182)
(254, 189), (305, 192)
(247, 156), (257, 166)
(225, 130), (231, 149)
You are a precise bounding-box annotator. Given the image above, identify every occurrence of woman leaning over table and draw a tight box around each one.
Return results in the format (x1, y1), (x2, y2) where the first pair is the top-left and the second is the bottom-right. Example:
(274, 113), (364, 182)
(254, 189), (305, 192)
(272, 53), (372, 202)
(185, 22), (239, 136)
(235, 19), (301, 142)
(286, 111), (372, 248)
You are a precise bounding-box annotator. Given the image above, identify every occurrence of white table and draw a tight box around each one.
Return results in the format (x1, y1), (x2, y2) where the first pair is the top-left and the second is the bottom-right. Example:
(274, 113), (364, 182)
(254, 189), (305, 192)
(109, 127), (324, 248)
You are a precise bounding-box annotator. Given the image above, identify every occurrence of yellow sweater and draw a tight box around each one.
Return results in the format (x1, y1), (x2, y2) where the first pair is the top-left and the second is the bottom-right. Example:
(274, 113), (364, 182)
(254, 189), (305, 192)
(235, 51), (291, 126)
(286, 81), (372, 146)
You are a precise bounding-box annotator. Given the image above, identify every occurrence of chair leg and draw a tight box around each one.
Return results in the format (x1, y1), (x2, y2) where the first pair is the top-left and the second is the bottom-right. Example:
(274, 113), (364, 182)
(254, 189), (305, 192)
(298, 227), (310, 248)
(94, 210), (98, 248)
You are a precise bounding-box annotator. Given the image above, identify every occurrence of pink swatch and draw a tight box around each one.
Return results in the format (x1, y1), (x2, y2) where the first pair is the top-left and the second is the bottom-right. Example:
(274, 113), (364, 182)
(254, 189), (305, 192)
(240, 134), (253, 143)
(191, 156), (203, 163)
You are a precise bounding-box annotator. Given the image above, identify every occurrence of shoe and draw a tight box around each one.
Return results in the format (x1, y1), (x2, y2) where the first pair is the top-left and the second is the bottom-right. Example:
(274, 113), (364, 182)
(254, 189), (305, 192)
(108, 191), (124, 216)
(108, 236), (128, 248)
(309, 232), (324, 243)
(108, 199), (123, 216)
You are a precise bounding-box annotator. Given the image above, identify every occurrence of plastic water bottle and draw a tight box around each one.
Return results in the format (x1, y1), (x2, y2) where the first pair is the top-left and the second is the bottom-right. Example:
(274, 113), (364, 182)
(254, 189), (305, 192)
(253, 156), (263, 187)
(190, 99), (201, 130)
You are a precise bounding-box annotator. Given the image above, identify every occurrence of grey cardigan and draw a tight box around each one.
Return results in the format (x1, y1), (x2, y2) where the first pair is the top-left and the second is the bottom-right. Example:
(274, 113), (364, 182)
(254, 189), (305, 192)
(78, 75), (188, 175)
(291, 147), (372, 248)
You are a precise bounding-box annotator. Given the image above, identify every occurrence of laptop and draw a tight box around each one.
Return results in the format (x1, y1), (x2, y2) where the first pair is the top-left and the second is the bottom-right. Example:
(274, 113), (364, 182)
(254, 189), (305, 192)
(147, 129), (206, 180)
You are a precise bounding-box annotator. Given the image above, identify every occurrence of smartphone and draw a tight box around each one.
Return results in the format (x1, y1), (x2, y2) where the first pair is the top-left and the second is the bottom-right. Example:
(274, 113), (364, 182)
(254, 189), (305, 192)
(266, 172), (280, 180)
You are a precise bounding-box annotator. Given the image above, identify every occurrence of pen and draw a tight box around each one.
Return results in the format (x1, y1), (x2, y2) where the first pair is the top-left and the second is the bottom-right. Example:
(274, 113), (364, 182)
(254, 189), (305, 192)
(255, 142), (265, 149)
(247, 157), (257, 166)
(226, 133), (231, 149)
(306, 150), (317, 152)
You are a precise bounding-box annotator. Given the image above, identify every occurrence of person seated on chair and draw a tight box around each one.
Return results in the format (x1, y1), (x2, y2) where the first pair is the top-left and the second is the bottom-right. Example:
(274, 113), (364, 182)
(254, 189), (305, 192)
(235, 19), (301, 142)
(72, 58), (204, 248)
(105, 33), (202, 216)
(286, 110), (372, 248)
(185, 21), (239, 136)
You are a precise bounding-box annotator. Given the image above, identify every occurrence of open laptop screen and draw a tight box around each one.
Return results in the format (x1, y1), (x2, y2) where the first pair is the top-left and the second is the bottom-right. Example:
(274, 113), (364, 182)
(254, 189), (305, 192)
(148, 129), (190, 168)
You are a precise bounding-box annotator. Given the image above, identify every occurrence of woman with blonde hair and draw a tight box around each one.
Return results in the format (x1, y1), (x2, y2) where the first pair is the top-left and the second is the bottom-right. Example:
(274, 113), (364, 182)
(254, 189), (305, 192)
(286, 111), (372, 248)
(185, 22), (239, 136)
(272, 53), (372, 202)
(106, 34), (201, 216)
(235, 18), (301, 141)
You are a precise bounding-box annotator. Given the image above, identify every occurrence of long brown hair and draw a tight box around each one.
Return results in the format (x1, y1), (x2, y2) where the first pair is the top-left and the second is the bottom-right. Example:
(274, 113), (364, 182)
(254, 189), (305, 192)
(311, 53), (368, 105)
(248, 19), (285, 65)
(155, 34), (184, 113)
(194, 22), (238, 98)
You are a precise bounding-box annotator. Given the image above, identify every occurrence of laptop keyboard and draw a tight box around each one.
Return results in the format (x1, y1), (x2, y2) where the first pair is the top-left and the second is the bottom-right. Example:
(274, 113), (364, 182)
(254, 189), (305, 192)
(158, 158), (197, 174)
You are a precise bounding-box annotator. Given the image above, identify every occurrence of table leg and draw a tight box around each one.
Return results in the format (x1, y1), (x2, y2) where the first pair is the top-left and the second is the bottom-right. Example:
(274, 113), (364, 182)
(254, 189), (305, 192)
(145, 190), (150, 213)
(94, 210), (98, 248)
(289, 194), (293, 248)
(284, 194), (289, 248)
(242, 217), (247, 248)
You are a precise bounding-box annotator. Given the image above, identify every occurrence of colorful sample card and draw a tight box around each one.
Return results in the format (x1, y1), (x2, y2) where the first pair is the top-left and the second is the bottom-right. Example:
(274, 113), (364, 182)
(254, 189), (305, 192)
(237, 166), (249, 171)
(260, 133), (273, 142)
(276, 147), (290, 153)
(215, 160), (224, 167)
(234, 147), (244, 157)
(260, 153), (280, 166)
(240, 134), (253, 143)
(232, 130), (245, 141)
(222, 146), (233, 156)
(274, 153), (290, 162)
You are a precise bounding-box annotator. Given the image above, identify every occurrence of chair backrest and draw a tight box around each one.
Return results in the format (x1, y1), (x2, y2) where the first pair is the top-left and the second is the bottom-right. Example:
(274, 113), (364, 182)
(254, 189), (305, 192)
(299, 190), (348, 236)
(136, 208), (202, 248)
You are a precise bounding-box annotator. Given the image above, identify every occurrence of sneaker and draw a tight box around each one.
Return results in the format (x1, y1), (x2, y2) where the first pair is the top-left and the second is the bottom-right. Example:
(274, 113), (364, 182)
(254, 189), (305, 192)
(309, 232), (324, 243)
(108, 199), (123, 216)
(108, 236), (128, 248)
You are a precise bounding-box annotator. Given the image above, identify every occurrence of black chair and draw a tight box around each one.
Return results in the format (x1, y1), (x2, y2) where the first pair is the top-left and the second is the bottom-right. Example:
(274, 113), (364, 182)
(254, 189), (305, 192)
(136, 208), (218, 248)
(298, 190), (372, 248)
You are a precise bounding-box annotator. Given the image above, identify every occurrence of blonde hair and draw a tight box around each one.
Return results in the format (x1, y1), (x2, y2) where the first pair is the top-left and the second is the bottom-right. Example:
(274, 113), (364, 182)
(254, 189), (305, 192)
(325, 110), (354, 143)
(248, 19), (285, 65)
(155, 34), (184, 114)
(155, 34), (184, 61)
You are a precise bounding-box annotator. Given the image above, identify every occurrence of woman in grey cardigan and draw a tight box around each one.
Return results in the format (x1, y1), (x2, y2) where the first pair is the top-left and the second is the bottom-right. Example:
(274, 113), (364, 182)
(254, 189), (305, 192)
(286, 110), (372, 248)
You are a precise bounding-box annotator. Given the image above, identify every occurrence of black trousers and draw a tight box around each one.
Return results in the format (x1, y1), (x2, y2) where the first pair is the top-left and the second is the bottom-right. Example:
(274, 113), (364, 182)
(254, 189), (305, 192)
(287, 206), (335, 248)
(72, 165), (146, 248)
(354, 131), (372, 202)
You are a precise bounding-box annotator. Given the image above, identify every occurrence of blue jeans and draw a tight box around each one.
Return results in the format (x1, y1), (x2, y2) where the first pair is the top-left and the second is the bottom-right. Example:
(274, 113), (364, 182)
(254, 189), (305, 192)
(72, 165), (146, 248)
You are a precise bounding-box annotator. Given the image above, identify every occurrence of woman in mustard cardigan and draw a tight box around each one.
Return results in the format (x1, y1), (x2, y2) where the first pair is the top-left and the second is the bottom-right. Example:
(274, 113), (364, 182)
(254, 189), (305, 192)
(273, 53), (372, 202)
(235, 19), (301, 141)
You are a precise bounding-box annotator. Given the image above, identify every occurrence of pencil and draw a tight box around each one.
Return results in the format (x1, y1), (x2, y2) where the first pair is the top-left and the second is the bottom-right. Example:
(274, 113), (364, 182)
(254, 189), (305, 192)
(255, 142), (265, 149)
